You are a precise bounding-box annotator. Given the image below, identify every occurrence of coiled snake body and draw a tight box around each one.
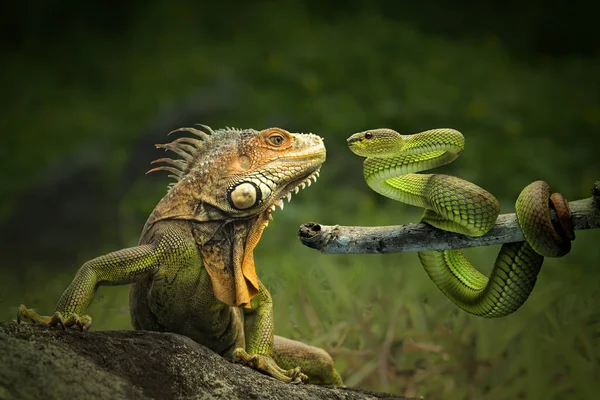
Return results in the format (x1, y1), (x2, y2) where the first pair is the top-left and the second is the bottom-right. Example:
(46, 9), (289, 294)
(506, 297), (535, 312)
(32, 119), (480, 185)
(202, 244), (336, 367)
(348, 128), (573, 317)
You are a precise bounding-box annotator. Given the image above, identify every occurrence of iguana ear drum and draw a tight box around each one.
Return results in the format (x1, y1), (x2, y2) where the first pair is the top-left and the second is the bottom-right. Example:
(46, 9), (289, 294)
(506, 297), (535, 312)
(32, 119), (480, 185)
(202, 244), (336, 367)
(228, 182), (262, 210)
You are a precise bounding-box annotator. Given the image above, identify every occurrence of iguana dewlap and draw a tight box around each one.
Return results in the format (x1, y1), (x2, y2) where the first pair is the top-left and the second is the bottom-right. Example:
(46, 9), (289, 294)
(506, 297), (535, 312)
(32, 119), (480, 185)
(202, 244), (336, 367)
(18, 126), (343, 385)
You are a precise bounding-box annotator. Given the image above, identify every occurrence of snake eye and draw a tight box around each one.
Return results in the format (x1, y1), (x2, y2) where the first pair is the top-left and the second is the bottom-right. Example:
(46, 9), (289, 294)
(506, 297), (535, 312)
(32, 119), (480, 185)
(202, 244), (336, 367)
(364, 131), (373, 139)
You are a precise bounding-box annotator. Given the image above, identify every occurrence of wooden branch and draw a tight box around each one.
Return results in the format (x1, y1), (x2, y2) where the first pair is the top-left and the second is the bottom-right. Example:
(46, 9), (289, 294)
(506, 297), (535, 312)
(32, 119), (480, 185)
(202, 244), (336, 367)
(298, 181), (600, 254)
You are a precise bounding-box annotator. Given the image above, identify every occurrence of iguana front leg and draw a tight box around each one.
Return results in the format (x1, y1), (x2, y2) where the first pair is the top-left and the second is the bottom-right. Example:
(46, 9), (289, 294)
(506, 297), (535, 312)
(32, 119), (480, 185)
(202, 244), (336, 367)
(17, 235), (185, 330)
(232, 282), (308, 384)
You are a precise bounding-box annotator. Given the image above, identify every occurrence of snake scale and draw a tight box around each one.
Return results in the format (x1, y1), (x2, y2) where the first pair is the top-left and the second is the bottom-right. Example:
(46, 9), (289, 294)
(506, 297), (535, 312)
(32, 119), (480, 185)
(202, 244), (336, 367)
(348, 128), (574, 318)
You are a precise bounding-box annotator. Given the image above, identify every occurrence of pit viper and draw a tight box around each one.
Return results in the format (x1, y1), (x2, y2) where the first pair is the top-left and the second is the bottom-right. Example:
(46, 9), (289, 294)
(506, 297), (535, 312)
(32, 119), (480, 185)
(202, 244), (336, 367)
(348, 128), (573, 318)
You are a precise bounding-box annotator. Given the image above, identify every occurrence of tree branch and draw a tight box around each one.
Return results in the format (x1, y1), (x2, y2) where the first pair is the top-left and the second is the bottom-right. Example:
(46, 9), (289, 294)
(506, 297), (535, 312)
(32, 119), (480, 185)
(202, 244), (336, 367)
(298, 181), (600, 254)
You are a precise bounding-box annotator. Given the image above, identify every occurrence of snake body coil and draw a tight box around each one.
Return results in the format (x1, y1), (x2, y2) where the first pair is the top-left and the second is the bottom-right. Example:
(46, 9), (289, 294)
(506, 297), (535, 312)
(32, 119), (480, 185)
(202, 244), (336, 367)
(348, 128), (572, 318)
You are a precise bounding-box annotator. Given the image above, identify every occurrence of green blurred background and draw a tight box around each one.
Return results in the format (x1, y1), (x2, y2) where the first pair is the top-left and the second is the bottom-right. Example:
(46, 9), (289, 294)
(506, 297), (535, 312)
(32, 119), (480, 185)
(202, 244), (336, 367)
(2, 1), (599, 398)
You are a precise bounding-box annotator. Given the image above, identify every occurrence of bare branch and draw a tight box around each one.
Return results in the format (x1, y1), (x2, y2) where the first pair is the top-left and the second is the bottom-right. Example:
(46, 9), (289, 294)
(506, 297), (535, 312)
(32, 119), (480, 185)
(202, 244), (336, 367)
(298, 181), (600, 254)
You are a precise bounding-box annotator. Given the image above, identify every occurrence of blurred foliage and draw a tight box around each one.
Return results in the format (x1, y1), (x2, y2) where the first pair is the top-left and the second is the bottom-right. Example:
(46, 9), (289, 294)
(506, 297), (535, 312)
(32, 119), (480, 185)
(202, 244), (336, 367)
(1, 1), (599, 399)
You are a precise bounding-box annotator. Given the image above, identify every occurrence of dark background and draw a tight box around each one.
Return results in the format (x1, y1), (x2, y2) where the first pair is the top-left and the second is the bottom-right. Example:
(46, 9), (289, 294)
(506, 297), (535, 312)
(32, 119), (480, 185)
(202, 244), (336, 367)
(1, 1), (599, 398)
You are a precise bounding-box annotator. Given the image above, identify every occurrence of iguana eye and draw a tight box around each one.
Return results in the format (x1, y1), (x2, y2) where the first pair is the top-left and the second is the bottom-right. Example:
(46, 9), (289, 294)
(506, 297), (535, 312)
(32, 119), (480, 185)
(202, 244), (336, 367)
(228, 182), (262, 210)
(268, 134), (285, 146)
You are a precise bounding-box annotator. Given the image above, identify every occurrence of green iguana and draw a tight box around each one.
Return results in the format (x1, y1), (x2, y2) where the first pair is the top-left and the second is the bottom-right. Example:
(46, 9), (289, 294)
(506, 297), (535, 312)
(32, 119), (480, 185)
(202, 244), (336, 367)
(18, 125), (343, 385)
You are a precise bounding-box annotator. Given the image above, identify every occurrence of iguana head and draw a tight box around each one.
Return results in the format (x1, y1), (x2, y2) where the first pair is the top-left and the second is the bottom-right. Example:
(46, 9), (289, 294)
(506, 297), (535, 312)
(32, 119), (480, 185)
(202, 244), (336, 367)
(146, 125), (326, 307)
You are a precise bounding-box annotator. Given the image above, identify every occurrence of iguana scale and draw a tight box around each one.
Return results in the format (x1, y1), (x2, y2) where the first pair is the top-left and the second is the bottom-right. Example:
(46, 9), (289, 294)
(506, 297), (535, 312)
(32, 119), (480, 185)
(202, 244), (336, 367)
(18, 125), (343, 385)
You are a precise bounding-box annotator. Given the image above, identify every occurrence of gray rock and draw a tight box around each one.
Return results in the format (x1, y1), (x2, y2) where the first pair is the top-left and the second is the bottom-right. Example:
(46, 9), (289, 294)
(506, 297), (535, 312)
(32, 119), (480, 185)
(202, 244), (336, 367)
(0, 323), (416, 400)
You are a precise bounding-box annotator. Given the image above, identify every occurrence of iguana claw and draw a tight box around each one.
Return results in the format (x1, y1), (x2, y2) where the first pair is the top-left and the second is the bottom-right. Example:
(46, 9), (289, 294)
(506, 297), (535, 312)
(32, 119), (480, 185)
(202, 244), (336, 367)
(290, 369), (303, 384)
(232, 347), (308, 384)
(241, 354), (257, 366)
(17, 305), (92, 331)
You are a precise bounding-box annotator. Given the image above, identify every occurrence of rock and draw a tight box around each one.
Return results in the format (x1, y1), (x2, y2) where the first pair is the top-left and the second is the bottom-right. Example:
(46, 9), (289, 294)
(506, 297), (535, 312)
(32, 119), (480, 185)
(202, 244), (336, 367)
(0, 323), (416, 400)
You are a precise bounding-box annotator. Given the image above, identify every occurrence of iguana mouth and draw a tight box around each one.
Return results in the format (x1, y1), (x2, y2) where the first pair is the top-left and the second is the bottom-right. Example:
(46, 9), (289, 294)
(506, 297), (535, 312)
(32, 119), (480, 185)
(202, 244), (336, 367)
(263, 168), (321, 226)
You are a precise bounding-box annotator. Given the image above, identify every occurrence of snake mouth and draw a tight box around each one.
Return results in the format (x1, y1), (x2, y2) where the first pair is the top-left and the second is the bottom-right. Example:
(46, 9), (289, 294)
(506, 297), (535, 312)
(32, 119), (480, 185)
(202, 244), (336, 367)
(347, 136), (361, 146)
(262, 168), (321, 226)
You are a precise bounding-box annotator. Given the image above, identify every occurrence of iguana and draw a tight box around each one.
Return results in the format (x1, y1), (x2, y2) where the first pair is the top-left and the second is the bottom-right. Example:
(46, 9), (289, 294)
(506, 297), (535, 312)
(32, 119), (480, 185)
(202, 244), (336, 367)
(18, 125), (343, 385)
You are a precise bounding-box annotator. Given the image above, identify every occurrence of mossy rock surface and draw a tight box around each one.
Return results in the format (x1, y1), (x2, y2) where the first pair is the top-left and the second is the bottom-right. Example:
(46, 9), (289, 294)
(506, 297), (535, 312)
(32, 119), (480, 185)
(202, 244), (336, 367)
(0, 323), (415, 400)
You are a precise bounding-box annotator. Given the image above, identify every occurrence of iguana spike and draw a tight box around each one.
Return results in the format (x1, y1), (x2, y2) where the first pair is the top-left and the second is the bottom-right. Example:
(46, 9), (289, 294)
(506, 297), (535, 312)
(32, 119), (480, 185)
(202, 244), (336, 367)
(156, 143), (193, 160)
(150, 157), (187, 170)
(173, 143), (197, 154)
(195, 124), (215, 136)
(171, 137), (203, 148)
(168, 127), (211, 141)
(167, 127), (190, 136)
(146, 166), (184, 177)
(186, 128), (210, 140)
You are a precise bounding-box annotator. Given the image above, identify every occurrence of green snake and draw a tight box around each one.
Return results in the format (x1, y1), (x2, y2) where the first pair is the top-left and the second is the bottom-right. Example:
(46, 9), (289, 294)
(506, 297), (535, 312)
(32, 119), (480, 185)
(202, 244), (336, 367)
(347, 128), (573, 318)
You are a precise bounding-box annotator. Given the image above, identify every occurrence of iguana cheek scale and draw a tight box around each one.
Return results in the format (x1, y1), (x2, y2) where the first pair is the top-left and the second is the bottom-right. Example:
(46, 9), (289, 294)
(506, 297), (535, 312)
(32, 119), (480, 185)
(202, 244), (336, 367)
(18, 126), (343, 385)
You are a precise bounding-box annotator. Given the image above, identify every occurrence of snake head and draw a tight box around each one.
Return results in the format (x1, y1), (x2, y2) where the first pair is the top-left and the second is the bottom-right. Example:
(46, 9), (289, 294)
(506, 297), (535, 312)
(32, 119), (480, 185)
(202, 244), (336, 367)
(347, 129), (405, 157)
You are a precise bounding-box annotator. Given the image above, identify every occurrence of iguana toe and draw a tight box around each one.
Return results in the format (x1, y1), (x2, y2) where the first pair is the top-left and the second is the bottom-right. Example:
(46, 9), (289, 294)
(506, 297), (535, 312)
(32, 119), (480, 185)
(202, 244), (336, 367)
(289, 367), (304, 384)
(17, 305), (92, 331)
(63, 313), (92, 331)
(232, 348), (308, 384)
